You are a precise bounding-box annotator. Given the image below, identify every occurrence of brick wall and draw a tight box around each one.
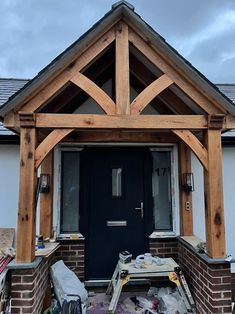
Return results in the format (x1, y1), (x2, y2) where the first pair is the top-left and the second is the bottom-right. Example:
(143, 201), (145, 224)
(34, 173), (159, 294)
(232, 272), (235, 302)
(10, 255), (53, 314)
(54, 239), (85, 280)
(149, 237), (178, 261)
(178, 239), (232, 314)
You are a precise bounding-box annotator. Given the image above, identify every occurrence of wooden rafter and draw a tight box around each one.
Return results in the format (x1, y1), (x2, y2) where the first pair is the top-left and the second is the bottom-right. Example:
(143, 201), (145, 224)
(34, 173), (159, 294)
(129, 29), (226, 115)
(16, 28), (115, 114)
(35, 113), (208, 130)
(35, 129), (74, 168)
(130, 56), (196, 115)
(131, 74), (173, 114)
(172, 130), (208, 170)
(70, 72), (115, 115)
(115, 21), (130, 114)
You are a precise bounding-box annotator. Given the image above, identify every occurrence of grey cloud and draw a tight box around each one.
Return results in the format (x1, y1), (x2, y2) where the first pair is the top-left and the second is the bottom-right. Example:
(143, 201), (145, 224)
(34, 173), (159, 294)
(0, 0), (235, 82)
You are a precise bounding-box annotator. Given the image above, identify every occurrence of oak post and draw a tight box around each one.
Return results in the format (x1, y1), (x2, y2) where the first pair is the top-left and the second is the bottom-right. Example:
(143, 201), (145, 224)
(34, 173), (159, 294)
(115, 21), (130, 114)
(40, 151), (53, 238)
(203, 129), (226, 258)
(178, 142), (193, 236)
(17, 114), (37, 262)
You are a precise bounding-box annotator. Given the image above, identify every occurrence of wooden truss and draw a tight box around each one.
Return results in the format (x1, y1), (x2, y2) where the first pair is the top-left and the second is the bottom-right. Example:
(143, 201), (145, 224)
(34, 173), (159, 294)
(5, 19), (234, 263)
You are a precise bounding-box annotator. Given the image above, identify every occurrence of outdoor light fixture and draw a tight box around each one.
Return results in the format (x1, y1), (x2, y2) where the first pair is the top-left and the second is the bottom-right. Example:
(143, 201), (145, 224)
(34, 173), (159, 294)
(39, 174), (50, 193)
(183, 173), (194, 193)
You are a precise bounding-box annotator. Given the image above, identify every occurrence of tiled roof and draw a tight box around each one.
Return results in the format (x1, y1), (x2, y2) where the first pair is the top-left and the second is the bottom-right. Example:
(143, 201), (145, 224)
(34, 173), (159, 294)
(0, 78), (28, 135)
(0, 78), (28, 107)
(216, 84), (235, 104)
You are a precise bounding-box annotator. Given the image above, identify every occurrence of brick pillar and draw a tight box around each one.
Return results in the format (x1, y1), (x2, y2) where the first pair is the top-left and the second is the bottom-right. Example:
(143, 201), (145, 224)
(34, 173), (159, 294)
(10, 256), (53, 314)
(178, 238), (232, 313)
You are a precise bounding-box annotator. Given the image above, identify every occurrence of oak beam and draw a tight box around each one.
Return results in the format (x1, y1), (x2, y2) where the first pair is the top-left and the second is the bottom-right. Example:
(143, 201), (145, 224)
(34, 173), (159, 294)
(70, 72), (115, 114)
(178, 143), (193, 236)
(19, 28), (115, 113)
(173, 130), (208, 170)
(35, 114), (208, 130)
(115, 21), (130, 114)
(16, 127), (37, 263)
(35, 129), (74, 168)
(129, 30), (226, 114)
(131, 74), (173, 114)
(40, 151), (53, 238)
(203, 130), (226, 258)
(61, 130), (179, 143)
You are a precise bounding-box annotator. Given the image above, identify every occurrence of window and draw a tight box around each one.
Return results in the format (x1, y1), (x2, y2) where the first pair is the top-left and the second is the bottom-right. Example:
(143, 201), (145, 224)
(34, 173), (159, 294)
(112, 168), (122, 197)
(60, 151), (80, 233)
(152, 150), (172, 231)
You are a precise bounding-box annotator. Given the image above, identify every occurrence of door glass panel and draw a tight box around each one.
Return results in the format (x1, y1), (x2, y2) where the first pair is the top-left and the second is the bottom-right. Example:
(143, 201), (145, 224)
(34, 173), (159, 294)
(61, 151), (80, 232)
(152, 151), (172, 230)
(112, 168), (122, 197)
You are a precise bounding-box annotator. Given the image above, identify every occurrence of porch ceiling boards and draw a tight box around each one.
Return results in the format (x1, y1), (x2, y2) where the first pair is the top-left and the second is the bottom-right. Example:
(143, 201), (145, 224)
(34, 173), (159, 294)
(1, 1), (235, 263)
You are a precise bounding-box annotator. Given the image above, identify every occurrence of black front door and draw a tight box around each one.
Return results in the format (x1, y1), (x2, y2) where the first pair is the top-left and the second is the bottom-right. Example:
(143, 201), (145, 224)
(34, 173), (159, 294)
(80, 147), (152, 279)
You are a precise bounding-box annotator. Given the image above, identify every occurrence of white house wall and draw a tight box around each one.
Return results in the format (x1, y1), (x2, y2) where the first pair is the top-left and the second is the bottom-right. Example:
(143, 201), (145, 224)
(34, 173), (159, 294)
(192, 147), (235, 258)
(222, 147), (235, 258)
(0, 144), (19, 229)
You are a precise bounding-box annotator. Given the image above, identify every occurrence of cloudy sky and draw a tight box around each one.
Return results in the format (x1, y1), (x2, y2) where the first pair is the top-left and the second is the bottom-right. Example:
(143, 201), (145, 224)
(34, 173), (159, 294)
(0, 0), (235, 83)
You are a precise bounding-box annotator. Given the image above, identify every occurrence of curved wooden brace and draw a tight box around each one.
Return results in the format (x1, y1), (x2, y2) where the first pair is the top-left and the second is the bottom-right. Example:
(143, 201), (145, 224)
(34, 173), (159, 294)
(35, 129), (74, 168)
(131, 74), (173, 114)
(172, 129), (208, 170)
(70, 72), (116, 115)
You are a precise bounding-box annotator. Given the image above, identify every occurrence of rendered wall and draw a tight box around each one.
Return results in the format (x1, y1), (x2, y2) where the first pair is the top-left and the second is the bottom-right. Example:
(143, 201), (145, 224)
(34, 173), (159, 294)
(192, 147), (235, 259)
(0, 144), (19, 229)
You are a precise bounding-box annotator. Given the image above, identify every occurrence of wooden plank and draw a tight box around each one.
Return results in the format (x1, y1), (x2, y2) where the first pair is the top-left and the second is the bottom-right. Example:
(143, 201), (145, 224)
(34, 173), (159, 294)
(173, 130), (208, 170)
(35, 114), (208, 129)
(60, 131), (179, 143)
(40, 151), (53, 238)
(203, 130), (226, 258)
(115, 21), (130, 114)
(16, 127), (37, 263)
(129, 29), (226, 114)
(19, 28), (115, 113)
(178, 143), (193, 236)
(70, 72), (115, 114)
(131, 74), (173, 114)
(35, 129), (74, 168)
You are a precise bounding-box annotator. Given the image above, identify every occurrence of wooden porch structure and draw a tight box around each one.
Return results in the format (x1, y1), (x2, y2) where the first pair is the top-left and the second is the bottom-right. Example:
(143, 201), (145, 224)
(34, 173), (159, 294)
(1, 2), (235, 263)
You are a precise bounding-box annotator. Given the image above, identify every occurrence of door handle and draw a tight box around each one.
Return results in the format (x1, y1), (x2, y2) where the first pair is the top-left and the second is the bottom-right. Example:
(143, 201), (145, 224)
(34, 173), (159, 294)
(135, 202), (144, 218)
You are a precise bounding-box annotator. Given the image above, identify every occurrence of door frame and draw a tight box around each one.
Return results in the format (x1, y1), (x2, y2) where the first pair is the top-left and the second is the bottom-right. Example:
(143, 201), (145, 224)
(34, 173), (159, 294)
(52, 143), (180, 240)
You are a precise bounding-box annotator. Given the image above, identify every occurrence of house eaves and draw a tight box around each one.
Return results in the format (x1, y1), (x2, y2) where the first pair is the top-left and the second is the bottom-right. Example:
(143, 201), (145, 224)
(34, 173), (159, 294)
(0, 1), (235, 118)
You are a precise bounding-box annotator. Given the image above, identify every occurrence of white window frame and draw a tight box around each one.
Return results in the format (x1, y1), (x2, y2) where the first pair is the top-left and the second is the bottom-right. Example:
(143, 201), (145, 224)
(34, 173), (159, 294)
(53, 145), (84, 239)
(149, 145), (180, 238)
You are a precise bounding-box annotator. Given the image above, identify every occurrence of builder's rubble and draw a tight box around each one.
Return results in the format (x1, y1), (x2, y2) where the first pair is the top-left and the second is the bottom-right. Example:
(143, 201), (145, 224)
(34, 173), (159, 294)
(0, 228), (15, 314)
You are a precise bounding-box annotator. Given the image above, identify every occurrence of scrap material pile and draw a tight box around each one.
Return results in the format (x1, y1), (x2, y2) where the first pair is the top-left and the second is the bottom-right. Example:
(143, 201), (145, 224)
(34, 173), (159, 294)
(87, 287), (188, 314)
(0, 228), (15, 314)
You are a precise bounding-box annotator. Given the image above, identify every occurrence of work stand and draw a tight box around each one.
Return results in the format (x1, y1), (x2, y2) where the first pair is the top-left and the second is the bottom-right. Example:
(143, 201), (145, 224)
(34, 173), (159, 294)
(106, 258), (196, 314)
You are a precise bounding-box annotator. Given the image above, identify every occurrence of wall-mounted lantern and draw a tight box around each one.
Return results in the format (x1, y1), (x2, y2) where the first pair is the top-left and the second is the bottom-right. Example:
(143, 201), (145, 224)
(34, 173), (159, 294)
(182, 173), (194, 193)
(39, 174), (50, 193)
